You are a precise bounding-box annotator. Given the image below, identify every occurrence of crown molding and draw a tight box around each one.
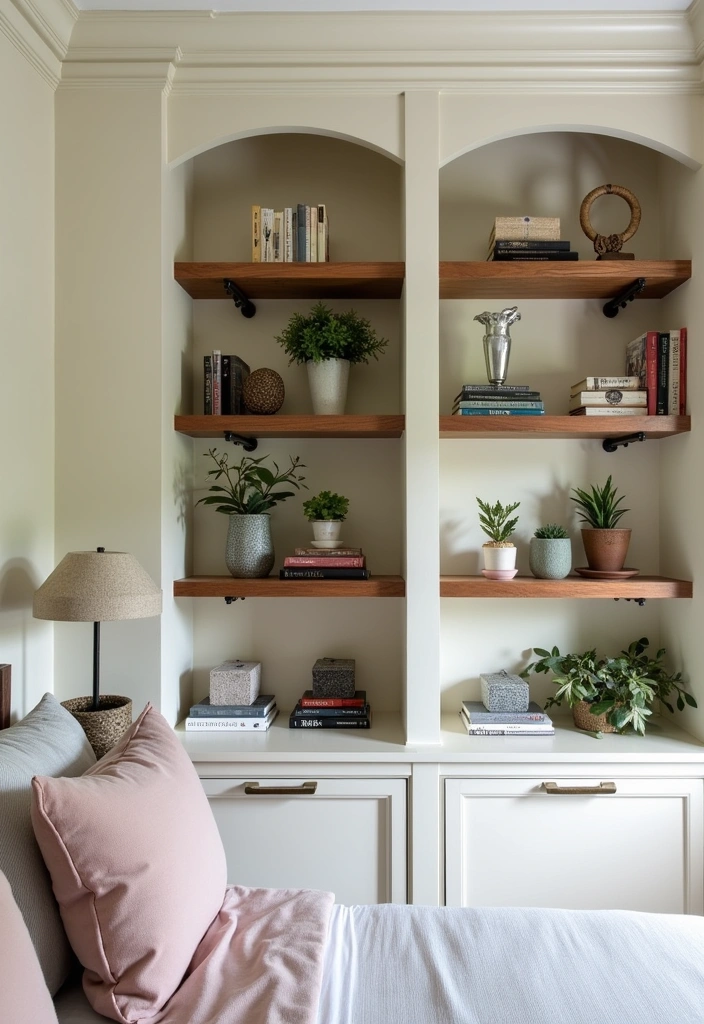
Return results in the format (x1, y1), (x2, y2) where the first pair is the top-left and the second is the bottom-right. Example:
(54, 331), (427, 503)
(10, 0), (77, 58)
(59, 57), (176, 88)
(689, 0), (704, 63)
(0, 0), (61, 85)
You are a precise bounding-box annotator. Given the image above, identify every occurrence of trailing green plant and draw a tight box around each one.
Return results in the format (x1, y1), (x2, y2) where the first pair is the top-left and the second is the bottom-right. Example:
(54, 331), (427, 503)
(521, 637), (696, 735)
(274, 301), (389, 365)
(302, 490), (349, 522)
(476, 498), (520, 544)
(534, 524), (569, 539)
(570, 475), (629, 529)
(196, 448), (306, 515)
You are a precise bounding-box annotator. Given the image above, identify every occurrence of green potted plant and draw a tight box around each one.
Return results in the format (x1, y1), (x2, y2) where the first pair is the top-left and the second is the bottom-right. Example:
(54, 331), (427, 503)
(275, 301), (389, 415)
(529, 523), (571, 580)
(570, 475), (631, 573)
(197, 448), (306, 578)
(302, 490), (349, 545)
(521, 637), (696, 734)
(476, 497), (520, 575)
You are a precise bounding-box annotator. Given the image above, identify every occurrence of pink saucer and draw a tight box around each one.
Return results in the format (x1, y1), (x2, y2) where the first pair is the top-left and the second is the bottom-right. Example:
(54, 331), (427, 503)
(481, 568), (518, 580)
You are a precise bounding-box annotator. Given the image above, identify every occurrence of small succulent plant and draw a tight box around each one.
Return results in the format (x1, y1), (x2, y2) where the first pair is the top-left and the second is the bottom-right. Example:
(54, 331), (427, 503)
(476, 498), (520, 544)
(534, 524), (569, 539)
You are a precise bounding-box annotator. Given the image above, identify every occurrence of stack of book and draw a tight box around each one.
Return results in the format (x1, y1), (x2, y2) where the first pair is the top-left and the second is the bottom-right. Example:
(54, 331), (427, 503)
(487, 216), (578, 262)
(185, 694), (278, 732)
(252, 204), (329, 263)
(289, 689), (371, 730)
(279, 546), (370, 581)
(459, 701), (554, 736)
(452, 383), (544, 417)
(204, 352), (250, 415)
(625, 329), (687, 416)
(568, 376), (646, 417)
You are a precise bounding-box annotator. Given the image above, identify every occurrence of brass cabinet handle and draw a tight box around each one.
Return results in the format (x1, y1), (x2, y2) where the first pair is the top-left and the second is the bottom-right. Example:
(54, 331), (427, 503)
(543, 781), (617, 795)
(243, 781), (318, 796)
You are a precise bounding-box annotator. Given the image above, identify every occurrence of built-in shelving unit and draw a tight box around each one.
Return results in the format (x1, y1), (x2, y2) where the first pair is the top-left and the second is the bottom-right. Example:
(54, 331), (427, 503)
(439, 415), (690, 440)
(439, 260), (691, 299)
(176, 414), (405, 439)
(440, 575), (692, 599)
(174, 262), (405, 300)
(175, 575), (406, 598)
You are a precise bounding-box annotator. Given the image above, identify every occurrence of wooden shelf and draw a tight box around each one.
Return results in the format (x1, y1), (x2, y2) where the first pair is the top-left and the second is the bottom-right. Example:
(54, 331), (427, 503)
(174, 262), (405, 300)
(440, 575), (692, 599)
(440, 415), (690, 440)
(175, 575), (406, 598)
(439, 260), (691, 299)
(175, 414), (405, 439)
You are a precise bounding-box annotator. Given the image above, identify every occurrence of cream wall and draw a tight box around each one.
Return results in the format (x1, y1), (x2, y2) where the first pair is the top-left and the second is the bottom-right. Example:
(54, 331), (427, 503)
(0, 7), (56, 715)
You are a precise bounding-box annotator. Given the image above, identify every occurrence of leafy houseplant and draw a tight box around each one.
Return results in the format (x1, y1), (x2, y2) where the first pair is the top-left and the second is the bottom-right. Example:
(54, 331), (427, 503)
(197, 448), (306, 578)
(274, 301), (389, 415)
(529, 523), (571, 580)
(302, 490), (350, 543)
(570, 475), (631, 573)
(476, 498), (520, 573)
(521, 637), (696, 735)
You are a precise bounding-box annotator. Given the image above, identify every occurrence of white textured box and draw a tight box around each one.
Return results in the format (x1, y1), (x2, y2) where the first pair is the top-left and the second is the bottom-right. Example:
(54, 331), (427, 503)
(209, 661), (261, 705)
(480, 672), (529, 713)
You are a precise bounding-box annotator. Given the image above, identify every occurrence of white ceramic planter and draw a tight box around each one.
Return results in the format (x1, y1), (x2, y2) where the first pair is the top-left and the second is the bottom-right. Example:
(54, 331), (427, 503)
(482, 544), (517, 571)
(307, 358), (350, 415)
(312, 521), (342, 542)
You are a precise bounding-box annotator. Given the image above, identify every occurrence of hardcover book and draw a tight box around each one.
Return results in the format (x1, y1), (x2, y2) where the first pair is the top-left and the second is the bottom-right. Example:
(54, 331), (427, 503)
(568, 390), (646, 410)
(293, 547), (363, 557)
(211, 350), (222, 415)
(453, 408), (545, 416)
(290, 702), (371, 718)
(454, 400), (544, 410)
(203, 354), (212, 415)
(570, 377), (640, 394)
(289, 714), (371, 729)
(461, 700), (552, 725)
(667, 329), (681, 416)
(491, 251), (578, 262)
(189, 695), (276, 718)
(492, 239), (570, 251)
(279, 568), (370, 579)
(300, 689), (367, 707)
(283, 556), (365, 568)
(455, 385), (533, 396)
(185, 708), (278, 731)
(261, 208), (274, 263)
(459, 709), (554, 735)
(569, 407), (643, 417)
(251, 205), (260, 263)
(657, 332), (670, 415)
(625, 331), (658, 415)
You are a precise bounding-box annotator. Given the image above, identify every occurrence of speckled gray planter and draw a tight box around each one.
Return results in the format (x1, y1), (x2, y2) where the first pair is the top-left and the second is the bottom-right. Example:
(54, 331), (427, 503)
(225, 514), (275, 578)
(529, 537), (572, 580)
(307, 358), (350, 415)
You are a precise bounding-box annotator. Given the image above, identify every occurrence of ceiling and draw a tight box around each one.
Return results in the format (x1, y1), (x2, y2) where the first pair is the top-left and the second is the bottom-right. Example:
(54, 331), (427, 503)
(73, 0), (693, 14)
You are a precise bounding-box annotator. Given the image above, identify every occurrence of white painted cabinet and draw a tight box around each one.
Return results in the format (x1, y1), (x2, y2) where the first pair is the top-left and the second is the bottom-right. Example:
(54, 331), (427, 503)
(202, 776), (407, 905)
(445, 776), (704, 913)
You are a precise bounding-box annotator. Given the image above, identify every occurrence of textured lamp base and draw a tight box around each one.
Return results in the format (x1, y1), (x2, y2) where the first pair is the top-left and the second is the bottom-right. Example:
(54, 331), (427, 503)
(61, 695), (133, 758)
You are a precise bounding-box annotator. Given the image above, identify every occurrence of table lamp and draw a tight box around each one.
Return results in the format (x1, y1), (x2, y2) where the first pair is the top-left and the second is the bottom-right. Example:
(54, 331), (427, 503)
(33, 547), (162, 757)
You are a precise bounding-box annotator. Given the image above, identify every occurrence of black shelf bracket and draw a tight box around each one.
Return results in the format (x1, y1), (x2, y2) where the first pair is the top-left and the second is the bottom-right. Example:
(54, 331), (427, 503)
(602, 431), (645, 453)
(224, 430), (258, 453)
(602, 277), (646, 318)
(224, 596), (245, 605)
(613, 597), (646, 607)
(223, 278), (256, 318)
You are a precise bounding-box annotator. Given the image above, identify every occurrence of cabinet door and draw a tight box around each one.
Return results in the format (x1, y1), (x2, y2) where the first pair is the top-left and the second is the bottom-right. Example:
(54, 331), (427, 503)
(202, 776), (406, 904)
(445, 777), (703, 913)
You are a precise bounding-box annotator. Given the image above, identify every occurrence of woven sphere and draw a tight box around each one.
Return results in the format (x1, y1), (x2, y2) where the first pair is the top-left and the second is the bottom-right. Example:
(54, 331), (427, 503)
(243, 368), (285, 414)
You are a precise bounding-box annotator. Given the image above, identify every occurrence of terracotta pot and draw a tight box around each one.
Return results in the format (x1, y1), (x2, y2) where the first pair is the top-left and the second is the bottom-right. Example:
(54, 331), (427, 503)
(581, 528), (631, 572)
(572, 700), (618, 733)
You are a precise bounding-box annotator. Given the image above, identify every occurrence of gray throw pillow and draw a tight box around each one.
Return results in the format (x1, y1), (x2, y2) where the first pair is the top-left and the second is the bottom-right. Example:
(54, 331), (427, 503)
(0, 693), (96, 995)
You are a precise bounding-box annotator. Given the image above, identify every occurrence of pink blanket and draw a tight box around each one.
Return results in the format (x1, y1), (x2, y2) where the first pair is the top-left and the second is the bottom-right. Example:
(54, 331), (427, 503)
(154, 886), (334, 1024)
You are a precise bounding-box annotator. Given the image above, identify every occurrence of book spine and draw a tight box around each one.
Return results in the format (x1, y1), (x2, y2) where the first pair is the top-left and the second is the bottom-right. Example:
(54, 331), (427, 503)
(251, 205), (261, 262)
(646, 331), (659, 415)
(261, 208), (274, 262)
(221, 355), (231, 415)
(459, 384), (531, 392)
(189, 707), (271, 718)
(573, 377), (641, 391)
(570, 408), (642, 417)
(291, 706), (370, 718)
(294, 547), (362, 557)
(284, 208), (293, 263)
(455, 400), (544, 410)
(310, 205), (318, 262)
(300, 699), (366, 708)
(296, 204), (306, 262)
(283, 557), (365, 568)
(212, 350), (222, 415)
(289, 716), (371, 729)
(454, 409), (545, 416)
(569, 391), (646, 408)
(203, 354), (212, 415)
(273, 211), (283, 262)
(679, 327), (687, 414)
(463, 726), (555, 735)
(657, 332), (670, 415)
(185, 717), (274, 730)
(279, 568), (370, 579)
(305, 206), (311, 262)
(668, 329), (681, 416)
(229, 355), (250, 415)
(317, 205), (326, 262)
(492, 239), (570, 251)
(491, 252), (578, 261)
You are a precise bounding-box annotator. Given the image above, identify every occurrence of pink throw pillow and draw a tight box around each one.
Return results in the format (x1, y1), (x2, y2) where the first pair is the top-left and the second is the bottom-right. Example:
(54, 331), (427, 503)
(0, 869), (59, 1024)
(31, 703), (227, 1024)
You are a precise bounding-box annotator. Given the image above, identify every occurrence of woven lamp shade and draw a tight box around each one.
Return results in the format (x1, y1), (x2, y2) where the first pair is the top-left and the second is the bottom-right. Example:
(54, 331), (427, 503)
(33, 551), (162, 622)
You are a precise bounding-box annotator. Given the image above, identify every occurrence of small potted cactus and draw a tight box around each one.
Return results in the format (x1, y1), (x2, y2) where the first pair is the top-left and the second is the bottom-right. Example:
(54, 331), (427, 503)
(476, 497), (520, 574)
(529, 524), (572, 580)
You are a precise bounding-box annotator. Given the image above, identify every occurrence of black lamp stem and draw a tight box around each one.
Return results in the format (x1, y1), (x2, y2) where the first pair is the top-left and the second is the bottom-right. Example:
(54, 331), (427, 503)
(92, 620), (101, 711)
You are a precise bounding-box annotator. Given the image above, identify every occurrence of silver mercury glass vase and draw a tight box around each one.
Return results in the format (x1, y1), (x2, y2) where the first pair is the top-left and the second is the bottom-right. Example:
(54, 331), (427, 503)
(473, 306), (521, 385)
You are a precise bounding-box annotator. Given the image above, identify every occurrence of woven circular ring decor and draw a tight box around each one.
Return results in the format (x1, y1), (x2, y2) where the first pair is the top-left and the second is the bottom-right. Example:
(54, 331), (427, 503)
(61, 695), (133, 758)
(579, 183), (641, 258)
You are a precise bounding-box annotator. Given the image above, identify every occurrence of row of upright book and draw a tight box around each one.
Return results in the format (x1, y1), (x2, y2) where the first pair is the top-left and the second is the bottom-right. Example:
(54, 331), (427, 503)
(625, 329), (687, 415)
(204, 352), (250, 415)
(252, 204), (329, 263)
(486, 216), (578, 262)
(279, 546), (370, 580)
(452, 383), (544, 417)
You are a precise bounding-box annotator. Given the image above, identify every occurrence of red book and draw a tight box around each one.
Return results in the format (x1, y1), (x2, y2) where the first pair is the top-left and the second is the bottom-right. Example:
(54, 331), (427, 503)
(284, 556), (365, 568)
(645, 330), (658, 416)
(680, 327), (687, 414)
(300, 689), (367, 708)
